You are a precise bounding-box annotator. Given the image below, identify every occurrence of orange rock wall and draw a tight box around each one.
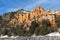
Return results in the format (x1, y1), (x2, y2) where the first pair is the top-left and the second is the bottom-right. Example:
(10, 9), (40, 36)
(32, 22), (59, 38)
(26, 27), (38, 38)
(9, 6), (57, 26)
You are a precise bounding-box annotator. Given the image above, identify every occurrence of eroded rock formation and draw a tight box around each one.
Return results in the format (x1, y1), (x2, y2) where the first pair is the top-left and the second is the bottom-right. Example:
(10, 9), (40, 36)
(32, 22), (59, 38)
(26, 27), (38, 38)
(1, 6), (60, 28)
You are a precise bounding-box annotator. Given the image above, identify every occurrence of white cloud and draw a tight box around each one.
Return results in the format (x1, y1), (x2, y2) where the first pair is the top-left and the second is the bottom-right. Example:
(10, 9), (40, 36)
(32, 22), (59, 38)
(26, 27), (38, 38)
(23, 0), (48, 10)
(1, 0), (59, 13)
(24, 0), (60, 10)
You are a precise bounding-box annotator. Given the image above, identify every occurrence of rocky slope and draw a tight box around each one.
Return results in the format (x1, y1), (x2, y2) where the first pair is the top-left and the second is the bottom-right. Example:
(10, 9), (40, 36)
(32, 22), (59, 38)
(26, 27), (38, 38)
(0, 6), (60, 36)
(1, 6), (59, 27)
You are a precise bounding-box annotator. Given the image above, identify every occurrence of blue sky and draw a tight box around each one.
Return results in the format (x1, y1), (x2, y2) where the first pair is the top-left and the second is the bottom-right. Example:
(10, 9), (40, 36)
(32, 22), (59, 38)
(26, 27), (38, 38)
(0, 0), (60, 15)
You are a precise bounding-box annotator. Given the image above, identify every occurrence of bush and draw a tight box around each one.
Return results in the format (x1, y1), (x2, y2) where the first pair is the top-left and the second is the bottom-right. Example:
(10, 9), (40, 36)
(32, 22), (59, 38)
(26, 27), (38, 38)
(29, 20), (39, 36)
(34, 19), (57, 36)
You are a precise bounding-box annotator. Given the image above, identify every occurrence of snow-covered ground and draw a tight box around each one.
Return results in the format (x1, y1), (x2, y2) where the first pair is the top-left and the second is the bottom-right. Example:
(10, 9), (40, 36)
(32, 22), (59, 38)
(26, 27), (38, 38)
(46, 32), (60, 36)
(30, 32), (60, 37)
(0, 35), (19, 38)
(0, 32), (60, 38)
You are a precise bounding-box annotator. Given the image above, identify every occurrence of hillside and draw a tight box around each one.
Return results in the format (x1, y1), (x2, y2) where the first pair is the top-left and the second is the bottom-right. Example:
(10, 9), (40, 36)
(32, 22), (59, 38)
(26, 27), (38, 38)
(0, 6), (60, 37)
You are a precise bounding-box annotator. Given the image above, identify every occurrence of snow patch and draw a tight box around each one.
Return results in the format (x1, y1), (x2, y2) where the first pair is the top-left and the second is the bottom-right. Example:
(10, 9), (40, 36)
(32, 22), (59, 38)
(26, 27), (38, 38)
(46, 32), (60, 36)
